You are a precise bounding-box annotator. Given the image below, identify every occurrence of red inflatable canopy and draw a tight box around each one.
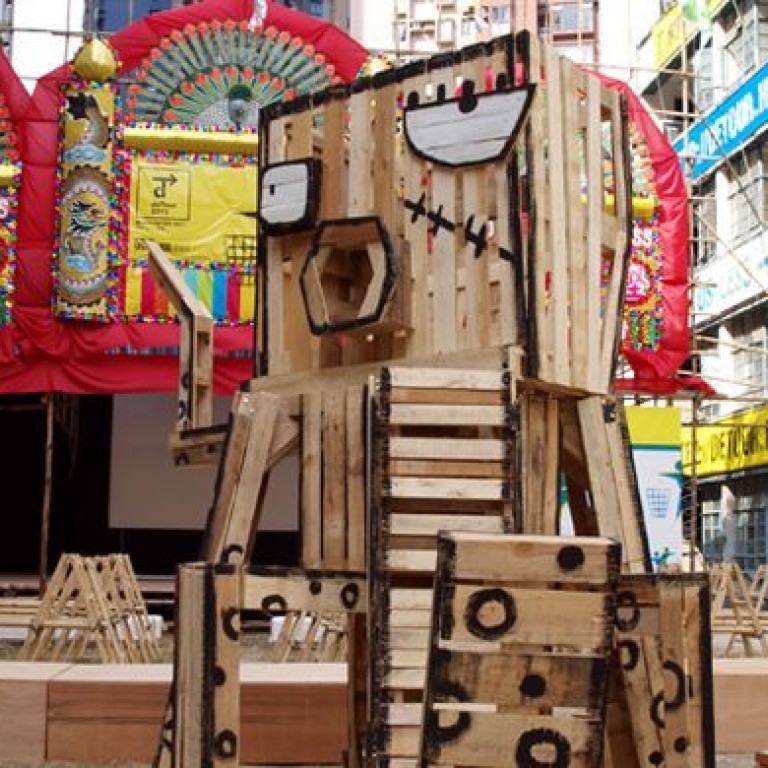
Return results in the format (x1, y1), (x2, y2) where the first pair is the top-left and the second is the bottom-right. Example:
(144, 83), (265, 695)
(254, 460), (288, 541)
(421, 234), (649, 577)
(0, 0), (367, 395)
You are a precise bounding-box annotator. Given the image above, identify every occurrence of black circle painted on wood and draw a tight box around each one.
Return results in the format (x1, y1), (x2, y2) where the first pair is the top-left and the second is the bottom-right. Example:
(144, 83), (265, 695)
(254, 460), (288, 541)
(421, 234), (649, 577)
(650, 692), (665, 728)
(674, 736), (690, 754)
(615, 591), (641, 632)
(309, 580), (322, 595)
(181, 371), (191, 391)
(428, 679), (472, 744)
(515, 728), (570, 768)
(662, 660), (686, 711)
(341, 582), (360, 609)
(260, 594), (288, 613)
(213, 665), (226, 686)
(648, 750), (664, 766)
(519, 673), (547, 699)
(463, 588), (517, 640)
(214, 729), (237, 759)
(556, 545), (585, 572)
(618, 638), (640, 671)
(221, 607), (240, 642)
(220, 544), (244, 564)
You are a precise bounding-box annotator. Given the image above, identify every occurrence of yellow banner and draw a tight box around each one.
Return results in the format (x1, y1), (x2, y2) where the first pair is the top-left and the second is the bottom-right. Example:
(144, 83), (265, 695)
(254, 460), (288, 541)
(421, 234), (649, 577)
(129, 157), (258, 265)
(652, 0), (725, 70)
(626, 406), (681, 446)
(681, 405), (768, 477)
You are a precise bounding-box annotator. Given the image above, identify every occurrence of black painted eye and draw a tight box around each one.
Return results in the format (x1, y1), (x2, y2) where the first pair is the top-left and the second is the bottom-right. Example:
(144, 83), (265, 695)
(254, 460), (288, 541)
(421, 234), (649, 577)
(458, 80), (478, 114)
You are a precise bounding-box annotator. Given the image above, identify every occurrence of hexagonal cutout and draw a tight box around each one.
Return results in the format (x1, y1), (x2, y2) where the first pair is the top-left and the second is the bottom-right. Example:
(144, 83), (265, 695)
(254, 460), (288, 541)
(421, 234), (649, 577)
(299, 216), (397, 335)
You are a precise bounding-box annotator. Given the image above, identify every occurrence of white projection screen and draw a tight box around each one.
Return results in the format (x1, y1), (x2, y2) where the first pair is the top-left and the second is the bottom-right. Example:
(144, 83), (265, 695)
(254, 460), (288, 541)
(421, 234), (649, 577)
(109, 394), (298, 531)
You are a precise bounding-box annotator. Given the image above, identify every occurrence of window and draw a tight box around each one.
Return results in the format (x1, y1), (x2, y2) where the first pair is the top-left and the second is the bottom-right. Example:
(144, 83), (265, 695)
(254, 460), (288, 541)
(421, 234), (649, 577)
(728, 145), (768, 244)
(692, 42), (715, 113)
(723, 1), (768, 87)
(692, 178), (717, 268)
(540, 2), (595, 35)
(729, 310), (768, 399)
(731, 476), (768, 576)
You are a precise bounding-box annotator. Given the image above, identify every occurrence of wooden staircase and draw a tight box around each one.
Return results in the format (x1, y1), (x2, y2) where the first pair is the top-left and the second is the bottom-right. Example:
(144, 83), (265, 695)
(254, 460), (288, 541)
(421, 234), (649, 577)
(368, 366), (518, 766)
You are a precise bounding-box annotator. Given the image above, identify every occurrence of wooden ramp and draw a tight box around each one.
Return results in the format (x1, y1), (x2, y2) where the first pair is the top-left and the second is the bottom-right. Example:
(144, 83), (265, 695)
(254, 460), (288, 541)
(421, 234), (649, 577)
(420, 532), (620, 768)
(368, 366), (517, 767)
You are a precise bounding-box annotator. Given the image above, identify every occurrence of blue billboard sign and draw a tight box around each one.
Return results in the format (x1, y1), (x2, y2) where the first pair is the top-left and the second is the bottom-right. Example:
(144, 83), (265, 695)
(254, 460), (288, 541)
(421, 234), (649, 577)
(674, 61), (768, 181)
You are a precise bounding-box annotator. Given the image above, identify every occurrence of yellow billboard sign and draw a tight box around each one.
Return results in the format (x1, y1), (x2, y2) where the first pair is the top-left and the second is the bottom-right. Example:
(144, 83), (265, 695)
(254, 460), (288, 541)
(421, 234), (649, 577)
(681, 405), (768, 477)
(129, 158), (257, 264)
(652, 0), (725, 70)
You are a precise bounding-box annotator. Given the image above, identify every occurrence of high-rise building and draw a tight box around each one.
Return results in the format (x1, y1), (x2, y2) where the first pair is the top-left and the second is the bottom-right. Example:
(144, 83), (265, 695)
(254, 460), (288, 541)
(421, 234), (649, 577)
(84, 0), (195, 33)
(272, 1), (600, 63)
(635, 0), (768, 573)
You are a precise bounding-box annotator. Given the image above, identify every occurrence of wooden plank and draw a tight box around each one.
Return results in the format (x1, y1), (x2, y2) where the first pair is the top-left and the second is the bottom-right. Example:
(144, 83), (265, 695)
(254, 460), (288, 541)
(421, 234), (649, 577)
(441, 585), (615, 649)
(320, 97), (346, 221)
(243, 573), (367, 614)
(346, 385), (366, 571)
(390, 513), (503, 537)
(301, 391), (322, 569)
(372, 77), (398, 236)
(388, 436), (504, 461)
(577, 397), (626, 549)
(173, 563), (207, 768)
(585, 72), (604, 393)
(322, 389), (347, 569)
(429, 65), (459, 354)
(205, 393), (257, 561)
(446, 532), (621, 585)
(247, 346), (508, 400)
(524, 35), (547, 380)
(387, 403), (506, 427)
(387, 550), (437, 573)
(562, 59), (588, 390)
(460, 135), (491, 351)
(659, 581), (689, 768)
(347, 88), (372, 217)
(544, 44), (570, 387)
(429, 649), (607, 709)
(43, 663), (348, 765)
(385, 366), (503, 391)
(220, 393), (280, 563)
(604, 401), (648, 574)
(388, 458), (504, 478)
(600, 88), (630, 386)
(402, 68), (432, 358)
(265, 119), (288, 374)
(423, 711), (602, 767)
(388, 477), (504, 501)
(212, 569), (240, 768)
(0, 673), (60, 762)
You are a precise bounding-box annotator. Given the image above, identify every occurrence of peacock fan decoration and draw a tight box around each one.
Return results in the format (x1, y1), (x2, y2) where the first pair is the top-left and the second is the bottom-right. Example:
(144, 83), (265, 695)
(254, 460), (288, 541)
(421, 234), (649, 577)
(126, 20), (344, 128)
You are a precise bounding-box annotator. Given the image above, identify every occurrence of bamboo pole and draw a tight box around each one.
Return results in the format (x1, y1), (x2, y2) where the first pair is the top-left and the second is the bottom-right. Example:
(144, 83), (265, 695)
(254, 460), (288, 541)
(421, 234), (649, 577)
(39, 394), (54, 594)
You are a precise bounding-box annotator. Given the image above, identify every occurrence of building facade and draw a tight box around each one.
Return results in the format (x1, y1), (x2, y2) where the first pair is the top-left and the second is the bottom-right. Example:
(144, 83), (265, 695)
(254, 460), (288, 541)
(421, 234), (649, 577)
(635, 0), (768, 573)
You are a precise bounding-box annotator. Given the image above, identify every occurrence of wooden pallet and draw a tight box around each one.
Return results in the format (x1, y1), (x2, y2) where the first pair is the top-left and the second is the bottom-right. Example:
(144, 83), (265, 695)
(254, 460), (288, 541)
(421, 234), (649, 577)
(606, 573), (715, 768)
(19, 553), (159, 664)
(368, 366), (517, 767)
(258, 32), (630, 395)
(419, 532), (620, 768)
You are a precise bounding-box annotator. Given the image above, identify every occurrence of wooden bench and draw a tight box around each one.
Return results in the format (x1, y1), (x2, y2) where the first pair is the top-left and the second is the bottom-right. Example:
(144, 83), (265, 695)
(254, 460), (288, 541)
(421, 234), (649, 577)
(0, 661), (348, 764)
